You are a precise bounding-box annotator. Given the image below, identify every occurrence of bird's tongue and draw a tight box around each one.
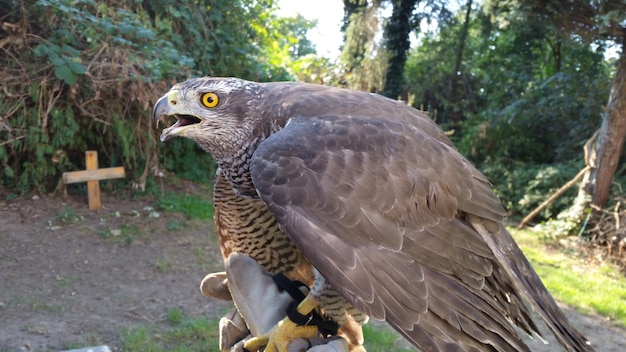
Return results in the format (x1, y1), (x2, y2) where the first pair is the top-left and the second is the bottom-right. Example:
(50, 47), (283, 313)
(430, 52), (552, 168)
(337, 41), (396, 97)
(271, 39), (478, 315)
(160, 121), (181, 142)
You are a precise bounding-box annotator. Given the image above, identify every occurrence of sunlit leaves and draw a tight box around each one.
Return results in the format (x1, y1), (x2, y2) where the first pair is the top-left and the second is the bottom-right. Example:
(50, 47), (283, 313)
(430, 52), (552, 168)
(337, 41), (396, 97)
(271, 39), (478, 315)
(34, 42), (86, 85)
(3, 0), (328, 193)
(406, 3), (610, 164)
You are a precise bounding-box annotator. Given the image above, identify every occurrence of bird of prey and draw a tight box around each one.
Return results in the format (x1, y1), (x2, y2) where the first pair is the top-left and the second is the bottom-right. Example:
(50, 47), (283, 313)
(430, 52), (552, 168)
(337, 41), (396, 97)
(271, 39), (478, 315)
(153, 77), (594, 352)
(207, 167), (368, 350)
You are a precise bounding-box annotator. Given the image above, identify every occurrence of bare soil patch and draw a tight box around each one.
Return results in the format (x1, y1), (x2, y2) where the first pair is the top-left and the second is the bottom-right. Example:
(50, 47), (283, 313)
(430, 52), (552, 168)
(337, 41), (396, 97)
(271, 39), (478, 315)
(1, 189), (626, 351)
(0, 189), (229, 351)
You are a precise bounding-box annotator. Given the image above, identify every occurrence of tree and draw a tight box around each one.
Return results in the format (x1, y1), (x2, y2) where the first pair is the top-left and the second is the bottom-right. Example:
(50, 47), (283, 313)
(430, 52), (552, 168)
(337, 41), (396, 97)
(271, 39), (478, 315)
(448, 0), (473, 123)
(342, 0), (370, 34)
(340, 0), (386, 91)
(511, 0), (626, 210)
(380, 0), (418, 99)
(406, 0), (609, 141)
(0, 0), (318, 192)
(590, 54), (626, 208)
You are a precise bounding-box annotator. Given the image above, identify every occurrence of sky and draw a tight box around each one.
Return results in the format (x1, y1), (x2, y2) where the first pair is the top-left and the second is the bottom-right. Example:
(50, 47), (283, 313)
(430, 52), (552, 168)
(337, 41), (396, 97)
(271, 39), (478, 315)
(276, 0), (345, 59)
(276, 2), (621, 61)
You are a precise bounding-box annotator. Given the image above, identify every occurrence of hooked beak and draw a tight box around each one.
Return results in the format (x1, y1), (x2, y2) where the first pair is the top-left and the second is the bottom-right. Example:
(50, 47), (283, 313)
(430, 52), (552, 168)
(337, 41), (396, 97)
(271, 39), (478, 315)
(153, 95), (171, 129)
(152, 93), (202, 142)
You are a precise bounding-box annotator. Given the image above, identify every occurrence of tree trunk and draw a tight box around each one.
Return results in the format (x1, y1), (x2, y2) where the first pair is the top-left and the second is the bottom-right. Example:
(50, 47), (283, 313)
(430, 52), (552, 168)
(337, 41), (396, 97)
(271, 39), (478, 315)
(582, 47), (626, 210)
(449, 0), (473, 123)
(341, 0), (368, 33)
(381, 0), (418, 99)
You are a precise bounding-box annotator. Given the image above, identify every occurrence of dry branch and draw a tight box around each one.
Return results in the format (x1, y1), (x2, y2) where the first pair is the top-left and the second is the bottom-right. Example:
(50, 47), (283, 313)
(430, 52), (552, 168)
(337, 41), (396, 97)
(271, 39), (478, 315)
(518, 166), (591, 228)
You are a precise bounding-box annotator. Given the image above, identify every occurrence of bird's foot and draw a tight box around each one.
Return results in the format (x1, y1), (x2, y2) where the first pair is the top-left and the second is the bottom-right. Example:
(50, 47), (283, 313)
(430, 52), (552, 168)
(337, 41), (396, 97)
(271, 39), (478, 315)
(244, 296), (321, 352)
(244, 316), (319, 352)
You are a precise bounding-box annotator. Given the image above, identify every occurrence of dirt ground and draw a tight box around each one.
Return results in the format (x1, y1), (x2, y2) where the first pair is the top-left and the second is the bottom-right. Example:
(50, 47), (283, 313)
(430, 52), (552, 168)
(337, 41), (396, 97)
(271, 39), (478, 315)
(0, 187), (231, 352)
(1, 188), (626, 351)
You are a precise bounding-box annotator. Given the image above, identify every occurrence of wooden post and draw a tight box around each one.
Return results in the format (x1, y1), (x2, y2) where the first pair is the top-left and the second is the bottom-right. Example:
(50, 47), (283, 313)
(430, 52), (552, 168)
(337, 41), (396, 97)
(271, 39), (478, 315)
(86, 151), (100, 210)
(62, 151), (125, 210)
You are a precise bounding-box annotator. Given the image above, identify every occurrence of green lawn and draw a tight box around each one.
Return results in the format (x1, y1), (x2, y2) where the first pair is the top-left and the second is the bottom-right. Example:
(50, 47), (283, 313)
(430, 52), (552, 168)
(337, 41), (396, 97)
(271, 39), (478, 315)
(510, 227), (626, 327)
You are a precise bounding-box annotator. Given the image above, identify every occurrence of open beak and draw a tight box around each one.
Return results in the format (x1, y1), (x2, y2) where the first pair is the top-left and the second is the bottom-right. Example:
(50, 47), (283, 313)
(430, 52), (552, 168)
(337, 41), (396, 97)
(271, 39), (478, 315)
(153, 95), (171, 129)
(153, 94), (201, 142)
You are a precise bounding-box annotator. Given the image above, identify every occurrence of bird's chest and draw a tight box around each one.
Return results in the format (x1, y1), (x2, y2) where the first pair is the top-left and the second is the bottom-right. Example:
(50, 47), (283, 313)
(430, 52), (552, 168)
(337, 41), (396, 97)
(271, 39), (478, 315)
(213, 173), (312, 282)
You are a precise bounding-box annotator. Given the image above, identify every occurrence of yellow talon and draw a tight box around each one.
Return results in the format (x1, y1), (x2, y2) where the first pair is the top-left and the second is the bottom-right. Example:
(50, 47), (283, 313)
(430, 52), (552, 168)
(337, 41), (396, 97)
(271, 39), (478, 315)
(244, 317), (318, 352)
(244, 296), (321, 352)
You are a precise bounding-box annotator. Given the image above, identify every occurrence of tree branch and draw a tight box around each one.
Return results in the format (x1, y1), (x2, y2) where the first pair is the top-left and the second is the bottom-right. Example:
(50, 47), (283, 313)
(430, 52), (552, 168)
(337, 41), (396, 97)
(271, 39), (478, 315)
(518, 166), (591, 228)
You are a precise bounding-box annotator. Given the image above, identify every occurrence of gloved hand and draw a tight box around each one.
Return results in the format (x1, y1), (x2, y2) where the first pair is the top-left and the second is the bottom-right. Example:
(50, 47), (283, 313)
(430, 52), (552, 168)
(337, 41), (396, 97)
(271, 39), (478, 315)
(200, 253), (349, 352)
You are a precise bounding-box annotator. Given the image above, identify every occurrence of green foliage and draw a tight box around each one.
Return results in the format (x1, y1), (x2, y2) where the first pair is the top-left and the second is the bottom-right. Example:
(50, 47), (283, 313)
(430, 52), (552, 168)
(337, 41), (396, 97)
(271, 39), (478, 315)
(159, 138), (218, 182)
(167, 307), (186, 325)
(56, 206), (81, 224)
(406, 3), (612, 169)
(507, 0), (626, 42)
(363, 324), (414, 352)
(33, 42), (86, 85)
(340, 3), (387, 92)
(381, 0), (418, 99)
(35, 0), (194, 80)
(289, 54), (341, 85)
(406, 8), (492, 125)
(2, 0), (190, 192)
(458, 47), (610, 163)
(481, 160), (583, 220)
(1, 0), (322, 194)
(402, 3), (624, 227)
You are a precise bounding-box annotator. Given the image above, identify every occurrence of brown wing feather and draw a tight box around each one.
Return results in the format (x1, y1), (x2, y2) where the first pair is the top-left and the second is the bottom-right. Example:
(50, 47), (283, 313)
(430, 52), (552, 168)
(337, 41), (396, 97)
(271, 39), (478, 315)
(251, 114), (592, 352)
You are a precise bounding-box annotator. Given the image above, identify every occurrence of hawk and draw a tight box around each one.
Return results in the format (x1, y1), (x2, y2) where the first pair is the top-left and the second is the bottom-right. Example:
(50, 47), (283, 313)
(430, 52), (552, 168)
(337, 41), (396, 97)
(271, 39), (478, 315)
(153, 77), (593, 352)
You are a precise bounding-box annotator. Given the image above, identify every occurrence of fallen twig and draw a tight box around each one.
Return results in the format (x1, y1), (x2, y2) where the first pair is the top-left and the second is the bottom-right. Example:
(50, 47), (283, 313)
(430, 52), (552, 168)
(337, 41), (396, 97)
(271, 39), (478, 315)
(518, 166), (591, 228)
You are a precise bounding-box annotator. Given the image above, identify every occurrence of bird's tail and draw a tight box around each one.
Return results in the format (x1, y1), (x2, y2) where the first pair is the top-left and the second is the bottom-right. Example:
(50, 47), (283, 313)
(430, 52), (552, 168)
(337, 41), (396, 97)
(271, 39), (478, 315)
(469, 215), (594, 352)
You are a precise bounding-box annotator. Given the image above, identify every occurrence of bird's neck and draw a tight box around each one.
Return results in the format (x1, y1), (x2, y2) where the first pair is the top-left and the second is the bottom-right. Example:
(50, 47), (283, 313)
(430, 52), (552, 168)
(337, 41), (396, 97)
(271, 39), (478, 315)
(216, 134), (265, 199)
(211, 107), (285, 199)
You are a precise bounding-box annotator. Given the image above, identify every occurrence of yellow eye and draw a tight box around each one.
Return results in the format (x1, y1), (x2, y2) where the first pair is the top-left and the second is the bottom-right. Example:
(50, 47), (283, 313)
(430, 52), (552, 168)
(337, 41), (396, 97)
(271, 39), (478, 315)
(201, 92), (219, 108)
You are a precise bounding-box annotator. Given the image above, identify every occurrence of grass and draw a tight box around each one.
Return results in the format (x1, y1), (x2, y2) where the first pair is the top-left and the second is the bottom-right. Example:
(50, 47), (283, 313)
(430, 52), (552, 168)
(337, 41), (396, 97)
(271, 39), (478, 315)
(167, 219), (187, 231)
(154, 256), (173, 273)
(116, 308), (416, 352)
(57, 333), (103, 351)
(156, 192), (214, 220)
(114, 227), (626, 351)
(363, 323), (414, 351)
(56, 206), (83, 224)
(99, 223), (141, 244)
(510, 227), (626, 327)
(119, 307), (220, 352)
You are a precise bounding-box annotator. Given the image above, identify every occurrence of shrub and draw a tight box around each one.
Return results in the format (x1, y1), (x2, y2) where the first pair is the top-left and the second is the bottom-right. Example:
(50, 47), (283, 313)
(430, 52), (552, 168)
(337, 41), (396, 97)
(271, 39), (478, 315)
(480, 159), (584, 222)
(0, 0), (302, 194)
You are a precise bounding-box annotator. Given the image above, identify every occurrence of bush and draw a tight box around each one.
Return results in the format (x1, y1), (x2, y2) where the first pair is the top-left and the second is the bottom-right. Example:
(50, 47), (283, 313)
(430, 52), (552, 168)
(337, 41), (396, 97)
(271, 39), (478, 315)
(0, 0), (305, 194)
(480, 159), (584, 221)
(458, 67), (609, 165)
(1, 0), (190, 193)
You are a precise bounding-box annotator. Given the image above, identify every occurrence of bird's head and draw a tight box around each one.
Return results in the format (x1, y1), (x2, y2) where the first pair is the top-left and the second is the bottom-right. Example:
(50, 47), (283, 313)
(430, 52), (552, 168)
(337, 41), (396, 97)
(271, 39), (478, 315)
(153, 77), (264, 158)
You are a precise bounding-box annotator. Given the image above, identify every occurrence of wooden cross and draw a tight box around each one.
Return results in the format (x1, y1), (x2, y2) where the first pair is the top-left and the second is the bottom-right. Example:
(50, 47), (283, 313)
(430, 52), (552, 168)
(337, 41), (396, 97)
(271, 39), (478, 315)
(62, 151), (125, 210)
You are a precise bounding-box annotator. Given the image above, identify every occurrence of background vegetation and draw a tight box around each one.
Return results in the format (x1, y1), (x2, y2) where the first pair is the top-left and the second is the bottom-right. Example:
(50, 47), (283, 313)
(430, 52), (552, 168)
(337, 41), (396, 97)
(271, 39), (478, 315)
(2, 1), (626, 350)
(1, 0), (316, 194)
(1, 0), (624, 225)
